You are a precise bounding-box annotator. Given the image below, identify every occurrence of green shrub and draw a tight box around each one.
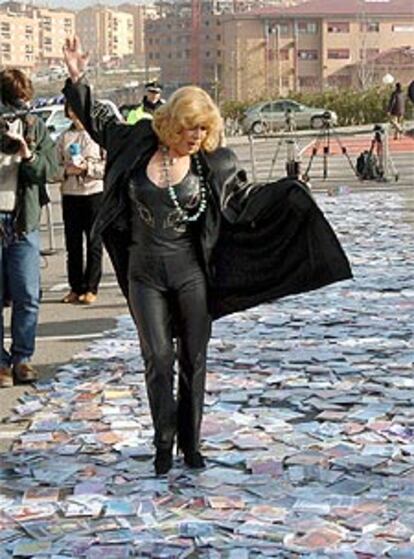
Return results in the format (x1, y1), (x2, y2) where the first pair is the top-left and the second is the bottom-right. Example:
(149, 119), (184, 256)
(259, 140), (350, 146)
(221, 86), (404, 126)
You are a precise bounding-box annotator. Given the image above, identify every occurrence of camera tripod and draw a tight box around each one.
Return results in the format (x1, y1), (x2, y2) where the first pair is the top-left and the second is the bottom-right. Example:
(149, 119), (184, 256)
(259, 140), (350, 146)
(267, 111), (302, 180)
(302, 119), (358, 181)
(367, 125), (399, 182)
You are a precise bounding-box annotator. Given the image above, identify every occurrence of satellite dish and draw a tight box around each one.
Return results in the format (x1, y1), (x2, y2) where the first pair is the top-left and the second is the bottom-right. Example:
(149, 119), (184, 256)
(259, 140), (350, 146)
(382, 73), (394, 85)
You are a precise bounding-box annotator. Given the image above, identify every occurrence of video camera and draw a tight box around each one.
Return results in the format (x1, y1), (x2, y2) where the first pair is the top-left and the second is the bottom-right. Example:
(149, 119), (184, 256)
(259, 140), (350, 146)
(0, 103), (30, 156)
(373, 124), (385, 143)
(321, 111), (333, 124)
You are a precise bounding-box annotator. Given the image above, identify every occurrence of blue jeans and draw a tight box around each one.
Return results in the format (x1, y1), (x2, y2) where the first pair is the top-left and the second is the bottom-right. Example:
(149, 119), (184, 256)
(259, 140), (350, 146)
(0, 213), (40, 367)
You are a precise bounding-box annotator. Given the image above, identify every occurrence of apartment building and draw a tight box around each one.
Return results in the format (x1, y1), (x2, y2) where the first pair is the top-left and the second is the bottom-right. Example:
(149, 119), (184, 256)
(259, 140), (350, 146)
(0, 2), (74, 71)
(219, 0), (414, 100)
(145, 1), (224, 90)
(76, 6), (134, 66)
(0, 10), (39, 70)
(36, 7), (75, 67)
(118, 3), (157, 67)
(145, 0), (300, 90)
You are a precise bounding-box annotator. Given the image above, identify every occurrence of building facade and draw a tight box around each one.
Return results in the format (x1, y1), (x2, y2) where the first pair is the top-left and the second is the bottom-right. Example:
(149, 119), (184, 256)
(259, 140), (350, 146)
(118, 3), (158, 68)
(219, 0), (414, 100)
(0, 2), (74, 71)
(36, 7), (75, 67)
(76, 6), (134, 66)
(0, 10), (39, 70)
(145, 3), (221, 91)
(145, 0), (298, 92)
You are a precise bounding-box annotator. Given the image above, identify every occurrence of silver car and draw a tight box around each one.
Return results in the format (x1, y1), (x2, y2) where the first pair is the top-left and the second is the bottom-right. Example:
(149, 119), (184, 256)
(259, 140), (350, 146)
(241, 99), (338, 135)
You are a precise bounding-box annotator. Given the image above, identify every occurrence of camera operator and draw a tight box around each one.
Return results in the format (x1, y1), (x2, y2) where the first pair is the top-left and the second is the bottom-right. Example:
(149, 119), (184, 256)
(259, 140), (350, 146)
(0, 68), (58, 388)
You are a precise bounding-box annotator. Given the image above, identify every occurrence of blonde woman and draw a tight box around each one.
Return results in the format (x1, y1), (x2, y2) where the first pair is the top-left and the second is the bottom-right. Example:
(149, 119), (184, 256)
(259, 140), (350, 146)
(62, 37), (352, 476)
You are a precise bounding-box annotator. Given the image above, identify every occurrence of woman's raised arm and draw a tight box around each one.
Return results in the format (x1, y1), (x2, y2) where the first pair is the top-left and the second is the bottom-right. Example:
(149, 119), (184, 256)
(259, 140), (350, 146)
(62, 36), (130, 151)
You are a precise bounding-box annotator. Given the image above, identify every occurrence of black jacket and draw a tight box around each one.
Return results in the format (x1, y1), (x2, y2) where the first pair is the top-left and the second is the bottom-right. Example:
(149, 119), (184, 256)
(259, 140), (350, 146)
(63, 78), (352, 319)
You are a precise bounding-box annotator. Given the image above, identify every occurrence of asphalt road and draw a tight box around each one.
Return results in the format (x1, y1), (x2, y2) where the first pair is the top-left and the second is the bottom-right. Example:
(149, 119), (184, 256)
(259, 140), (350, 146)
(0, 128), (413, 451)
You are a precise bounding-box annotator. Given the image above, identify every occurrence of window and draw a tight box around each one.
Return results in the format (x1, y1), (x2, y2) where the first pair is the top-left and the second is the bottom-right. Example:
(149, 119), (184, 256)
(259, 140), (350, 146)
(298, 21), (318, 34)
(279, 23), (289, 36)
(298, 49), (318, 60)
(1, 43), (11, 53)
(280, 48), (289, 60)
(327, 49), (350, 59)
(268, 48), (289, 62)
(360, 21), (379, 32)
(1, 21), (10, 38)
(392, 24), (414, 32)
(327, 22), (350, 33)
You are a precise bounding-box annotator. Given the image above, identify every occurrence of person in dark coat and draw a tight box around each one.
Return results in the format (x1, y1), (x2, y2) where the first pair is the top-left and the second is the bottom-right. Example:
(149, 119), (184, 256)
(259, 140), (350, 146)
(388, 82), (405, 140)
(62, 36), (352, 476)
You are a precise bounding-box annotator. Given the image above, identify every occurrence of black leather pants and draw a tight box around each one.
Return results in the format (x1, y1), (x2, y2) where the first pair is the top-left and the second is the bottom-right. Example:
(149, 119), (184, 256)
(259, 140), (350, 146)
(129, 250), (211, 452)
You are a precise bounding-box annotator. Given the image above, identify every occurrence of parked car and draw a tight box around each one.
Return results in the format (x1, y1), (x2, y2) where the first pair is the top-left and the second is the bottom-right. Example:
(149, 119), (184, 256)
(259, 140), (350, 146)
(31, 99), (123, 142)
(240, 99), (338, 135)
(31, 105), (72, 142)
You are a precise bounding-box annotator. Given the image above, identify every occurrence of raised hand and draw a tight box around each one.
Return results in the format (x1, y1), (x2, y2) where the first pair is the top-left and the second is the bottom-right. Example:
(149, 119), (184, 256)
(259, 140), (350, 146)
(62, 36), (90, 83)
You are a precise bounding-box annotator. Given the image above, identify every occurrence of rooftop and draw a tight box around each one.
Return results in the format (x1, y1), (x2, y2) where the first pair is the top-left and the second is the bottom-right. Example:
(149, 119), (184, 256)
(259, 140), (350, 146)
(249, 0), (414, 17)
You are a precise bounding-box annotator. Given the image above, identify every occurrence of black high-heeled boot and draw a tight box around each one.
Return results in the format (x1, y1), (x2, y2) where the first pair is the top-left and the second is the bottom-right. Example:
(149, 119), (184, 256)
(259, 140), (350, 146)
(183, 449), (206, 469)
(154, 448), (173, 476)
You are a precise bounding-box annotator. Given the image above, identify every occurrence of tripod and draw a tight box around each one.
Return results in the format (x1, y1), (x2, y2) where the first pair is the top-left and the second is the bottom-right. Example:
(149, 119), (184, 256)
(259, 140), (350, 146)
(268, 111), (302, 180)
(367, 125), (399, 182)
(302, 117), (358, 181)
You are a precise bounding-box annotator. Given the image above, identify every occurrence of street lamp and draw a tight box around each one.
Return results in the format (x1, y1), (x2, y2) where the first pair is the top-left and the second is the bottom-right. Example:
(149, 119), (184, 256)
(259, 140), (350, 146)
(382, 73), (394, 85)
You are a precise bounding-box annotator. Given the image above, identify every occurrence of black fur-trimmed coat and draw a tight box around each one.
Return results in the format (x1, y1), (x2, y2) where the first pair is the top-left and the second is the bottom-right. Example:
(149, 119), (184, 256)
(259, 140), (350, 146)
(63, 78), (352, 319)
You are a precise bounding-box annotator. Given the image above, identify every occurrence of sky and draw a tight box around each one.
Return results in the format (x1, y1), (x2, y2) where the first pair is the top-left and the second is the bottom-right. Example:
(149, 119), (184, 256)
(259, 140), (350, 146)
(1, 0), (153, 8)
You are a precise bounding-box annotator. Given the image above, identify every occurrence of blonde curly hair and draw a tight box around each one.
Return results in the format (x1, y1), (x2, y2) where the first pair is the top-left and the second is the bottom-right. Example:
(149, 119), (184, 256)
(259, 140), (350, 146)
(152, 86), (223, 152)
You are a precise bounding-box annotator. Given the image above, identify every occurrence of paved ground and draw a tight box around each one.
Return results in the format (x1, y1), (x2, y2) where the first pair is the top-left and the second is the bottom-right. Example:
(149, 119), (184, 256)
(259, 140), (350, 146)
(0, 126), (413, 452)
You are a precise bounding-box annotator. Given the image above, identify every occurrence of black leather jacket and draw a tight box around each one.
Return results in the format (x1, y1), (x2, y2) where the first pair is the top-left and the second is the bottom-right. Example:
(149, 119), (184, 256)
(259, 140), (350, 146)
(63, 78), (352, 319)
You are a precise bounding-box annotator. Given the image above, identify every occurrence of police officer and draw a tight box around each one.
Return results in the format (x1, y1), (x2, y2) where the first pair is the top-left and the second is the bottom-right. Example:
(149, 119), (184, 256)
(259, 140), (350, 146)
(127, 81), (164, 125)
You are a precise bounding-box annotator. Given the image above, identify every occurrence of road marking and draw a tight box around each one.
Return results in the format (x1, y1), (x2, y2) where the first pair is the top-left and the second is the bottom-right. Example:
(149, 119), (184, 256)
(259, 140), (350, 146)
(5, 333), (106, 342)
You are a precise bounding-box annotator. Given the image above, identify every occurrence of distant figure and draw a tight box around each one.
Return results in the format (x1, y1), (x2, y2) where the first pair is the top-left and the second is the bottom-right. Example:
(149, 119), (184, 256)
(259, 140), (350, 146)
(387, 82), (405, 140)
(127, 81), (165, 125)
(408, 80), (414, 105)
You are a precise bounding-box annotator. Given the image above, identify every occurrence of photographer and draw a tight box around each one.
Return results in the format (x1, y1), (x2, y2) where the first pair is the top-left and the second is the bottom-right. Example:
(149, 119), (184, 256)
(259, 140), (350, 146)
(0, 68), (57, 388)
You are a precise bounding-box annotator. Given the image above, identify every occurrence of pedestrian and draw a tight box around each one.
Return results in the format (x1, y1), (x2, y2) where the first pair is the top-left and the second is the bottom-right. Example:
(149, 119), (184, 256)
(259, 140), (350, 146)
(0, 68), (58, 388)
(55, 101), (104, 305)
(387, 82), (405, 140)
(126, 81), (164, 125)
(62, 36), (352, 476)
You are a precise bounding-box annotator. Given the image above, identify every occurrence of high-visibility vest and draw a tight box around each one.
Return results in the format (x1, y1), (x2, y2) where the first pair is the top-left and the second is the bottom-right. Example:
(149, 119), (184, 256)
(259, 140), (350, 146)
(126, 104), (153, 125)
